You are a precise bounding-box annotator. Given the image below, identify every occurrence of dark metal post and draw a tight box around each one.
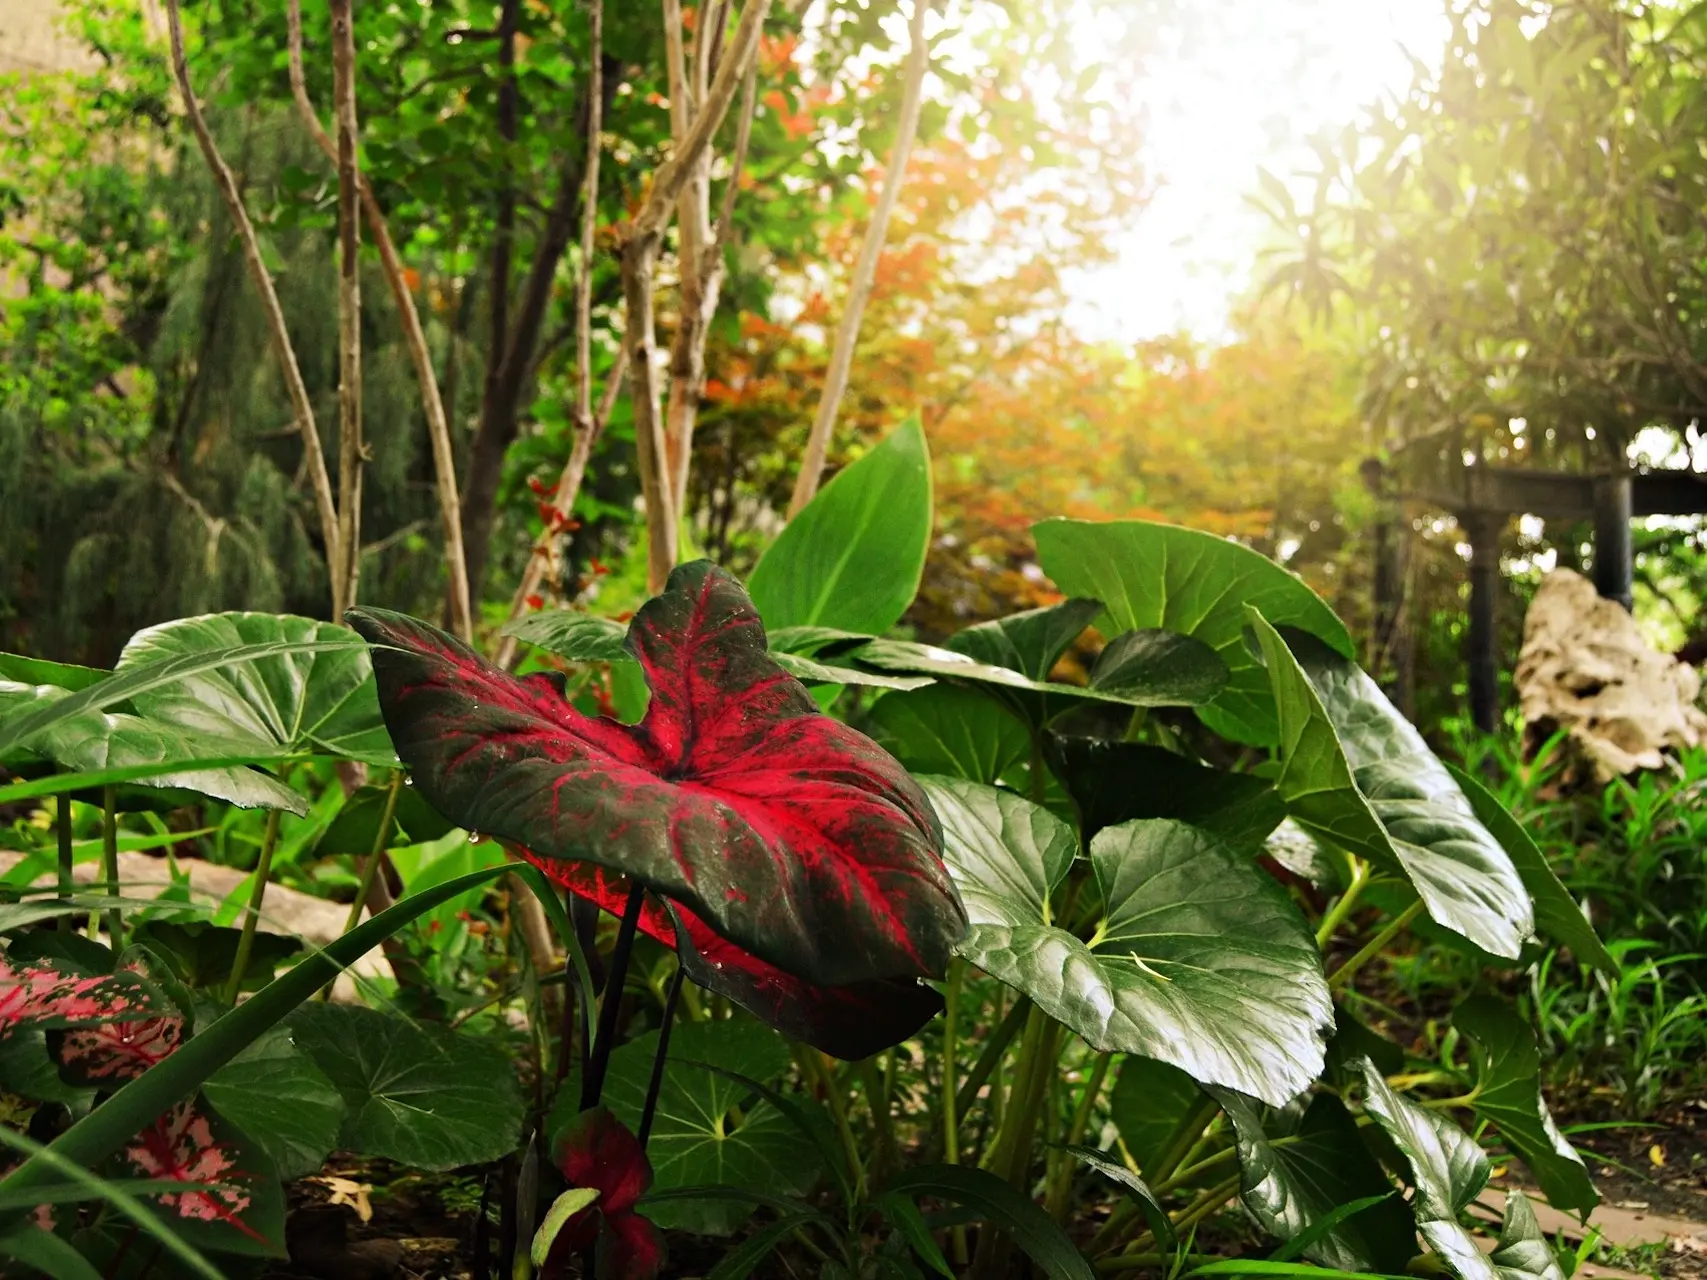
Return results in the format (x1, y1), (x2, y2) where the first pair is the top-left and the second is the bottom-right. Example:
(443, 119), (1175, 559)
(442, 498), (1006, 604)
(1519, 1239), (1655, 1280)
(1591, 473), (1634, 611)
(1463, 509), (1502, 734)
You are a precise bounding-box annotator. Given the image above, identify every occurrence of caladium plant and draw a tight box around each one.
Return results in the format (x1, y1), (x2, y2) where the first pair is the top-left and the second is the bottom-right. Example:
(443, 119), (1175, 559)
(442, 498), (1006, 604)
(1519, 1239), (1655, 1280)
(539, 1106), (665, 1280)
(349, 560), (967, 1057)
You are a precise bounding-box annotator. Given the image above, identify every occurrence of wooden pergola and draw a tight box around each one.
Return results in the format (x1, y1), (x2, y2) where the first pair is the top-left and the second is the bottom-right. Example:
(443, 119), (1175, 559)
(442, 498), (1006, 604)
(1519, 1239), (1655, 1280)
(1389, 463), (1707, 732)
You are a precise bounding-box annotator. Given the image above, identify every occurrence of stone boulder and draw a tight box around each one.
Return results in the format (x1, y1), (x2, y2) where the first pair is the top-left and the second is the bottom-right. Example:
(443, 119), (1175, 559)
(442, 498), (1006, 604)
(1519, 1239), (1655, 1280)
(1515, 568), (1707, 782)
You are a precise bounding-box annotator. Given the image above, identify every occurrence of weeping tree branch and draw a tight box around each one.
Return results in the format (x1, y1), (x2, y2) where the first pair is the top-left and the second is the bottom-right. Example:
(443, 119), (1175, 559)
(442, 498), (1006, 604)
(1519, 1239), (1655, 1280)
(621, 0), (774, 593)
(165, 0), (343, 613)
(331, 0), (364, 613)
(287, 0), (474, 642)
(788, 0), (930, 517)
(494, 350), (630, 671)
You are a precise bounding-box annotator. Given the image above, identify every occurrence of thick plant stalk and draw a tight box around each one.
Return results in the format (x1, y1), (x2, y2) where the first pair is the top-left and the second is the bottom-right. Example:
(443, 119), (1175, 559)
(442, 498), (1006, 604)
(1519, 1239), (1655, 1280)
(494, 351), (630, 670)
(286, 0), (473, 642)
(226, 808), (283, 1004)
(56, 794), (73, 900)
(620, 0), (774, 592)
(787, 0), (930, 517)
(165, 0), (342, 611)
(331, 0), (364, 612)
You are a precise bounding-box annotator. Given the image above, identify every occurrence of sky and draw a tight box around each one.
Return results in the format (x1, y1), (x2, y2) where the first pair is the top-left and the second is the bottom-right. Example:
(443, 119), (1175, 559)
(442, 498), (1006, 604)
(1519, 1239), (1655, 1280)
(1063, 0), (1449, 344)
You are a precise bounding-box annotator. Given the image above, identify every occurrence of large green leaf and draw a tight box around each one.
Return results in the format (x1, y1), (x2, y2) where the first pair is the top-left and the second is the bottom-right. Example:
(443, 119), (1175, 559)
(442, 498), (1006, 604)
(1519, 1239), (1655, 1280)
(0, 680), (306, 814)
(870, 685), (1032, 784)
(948, 599), (1103, 678)
(1212, 1089), (1414, 1273)
(118, 613), (395, 766)
(1444, 765), (1615, 974)
(1087, 629), (1231, 706)
(855, 636), (1226, 715)
(287, 1003), (524, 1170)
(924, 779), (1330, 1105)
(588, 1017), (823, 1236)
(1453, 996), (1596, 1215)
(747, 416), (932, 634)
(1045, 735), (1285, 850)
(500, 611), (629, 662)
(201, 1024), (345, 1181)
(1109, 1056), (1206, 1175)
(0, 653), (107, 691)
(1250, 614), (1533, 960)
(1491, 1191), (1566, 1280)
(1356, 1060), (1496, 1280)
(1033, 518), (1353, 743)
(0, 634), (369, 760)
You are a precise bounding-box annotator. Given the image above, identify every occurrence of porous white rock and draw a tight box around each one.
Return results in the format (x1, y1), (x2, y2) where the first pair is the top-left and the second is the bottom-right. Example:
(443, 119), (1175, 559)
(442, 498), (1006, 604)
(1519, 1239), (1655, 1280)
(1515, 568), (1707, 781)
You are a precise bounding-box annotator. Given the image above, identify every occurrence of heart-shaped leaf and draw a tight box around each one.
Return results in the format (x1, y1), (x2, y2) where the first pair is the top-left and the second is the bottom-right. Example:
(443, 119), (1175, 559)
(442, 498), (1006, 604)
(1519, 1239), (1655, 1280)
(118, 613), (395, 765)
(1356, 1059), (1497, 1280)
(947, 599), (1104, 679)
(117, 1102), (287, 1258)
(541, 860), (943, 1060)
(923, 778), (1331, 1105)
(1033, 518), (1353, 744)
(747, 416), (933, 635)
(1045, 735), (1285, 850)
(501, 612), (629, 663)
(201, 1024), (345, 1181)
(1444, 765), (1615, 974)
(287, 1003), (524, 1170)
(870, 685), (1032, 785)
(571, 1018), (823, 1237)
(854, 634), (1225, 714)
(350, 561), (966, 989)
(0, 681), (307, 814)
(1211, 1088), (1414, 1273)
(1453, 996), (1596, 1215)
(548, 1107), (665, 1279)
(1249, 613), (1533, 960)
(1087, 629), (1231, 706)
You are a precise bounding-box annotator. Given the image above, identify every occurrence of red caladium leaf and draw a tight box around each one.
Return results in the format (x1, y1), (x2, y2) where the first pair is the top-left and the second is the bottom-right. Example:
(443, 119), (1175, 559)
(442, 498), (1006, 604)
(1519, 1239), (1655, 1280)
(348, 559), (966, 989)
(543, 860), (942, 1060)
(123, 1102), (266, 1241)
(542, 1106), (665, 1280)
(0, 956), (155, 1034)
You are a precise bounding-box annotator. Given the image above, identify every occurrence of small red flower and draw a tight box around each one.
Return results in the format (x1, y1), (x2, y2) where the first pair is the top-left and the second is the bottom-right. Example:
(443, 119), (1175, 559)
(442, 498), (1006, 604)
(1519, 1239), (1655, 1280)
(540, 1108), (663, 1280)
(526, 594), (545, 611)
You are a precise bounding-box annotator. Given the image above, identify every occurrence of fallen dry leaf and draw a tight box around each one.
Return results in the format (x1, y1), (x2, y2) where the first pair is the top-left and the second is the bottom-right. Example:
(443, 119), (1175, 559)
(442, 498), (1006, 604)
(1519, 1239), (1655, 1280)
(307, 1174), (374, 1224)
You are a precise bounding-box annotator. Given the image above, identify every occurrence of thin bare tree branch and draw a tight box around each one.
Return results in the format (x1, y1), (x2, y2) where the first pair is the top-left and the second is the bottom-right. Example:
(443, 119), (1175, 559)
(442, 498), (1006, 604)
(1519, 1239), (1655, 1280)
(165, 0), (342, 611)
(288, 0), (474, 642)
(331, 0), (364, 613)
(622, 0), (774, 592)
(576, 0), (605, 434)
(494, 349), (631, 670)
(789, 0), (930, 517)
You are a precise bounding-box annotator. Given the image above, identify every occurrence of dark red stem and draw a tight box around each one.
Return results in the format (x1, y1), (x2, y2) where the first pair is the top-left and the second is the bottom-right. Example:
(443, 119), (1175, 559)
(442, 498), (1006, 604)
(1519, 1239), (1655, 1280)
(580, 882), (645, 1110)
(637, 963), (686, 1149)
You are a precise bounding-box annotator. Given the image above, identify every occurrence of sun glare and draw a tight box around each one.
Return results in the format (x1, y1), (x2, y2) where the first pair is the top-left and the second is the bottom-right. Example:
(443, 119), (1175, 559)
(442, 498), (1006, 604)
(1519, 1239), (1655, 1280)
(1066, 0), (1448, 344)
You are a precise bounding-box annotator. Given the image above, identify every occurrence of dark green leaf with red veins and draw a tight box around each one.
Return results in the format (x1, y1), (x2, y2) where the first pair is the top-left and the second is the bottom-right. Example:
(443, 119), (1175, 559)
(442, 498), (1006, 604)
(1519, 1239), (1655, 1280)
(0, 955), (161, 1037)
(1453, 996), (1597, 1215)
(536, 859), (943, 1060)
(548, 1107), (665, 1280)
(348, 559), (966, 989)
(947, 598), (1104, 679)
(1045, 735), (1285, 850)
